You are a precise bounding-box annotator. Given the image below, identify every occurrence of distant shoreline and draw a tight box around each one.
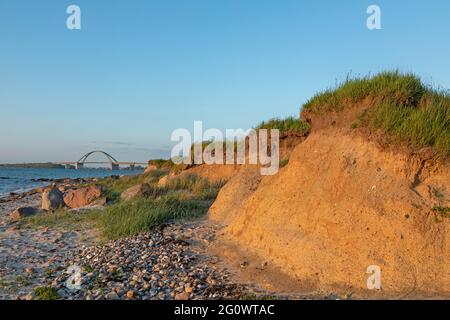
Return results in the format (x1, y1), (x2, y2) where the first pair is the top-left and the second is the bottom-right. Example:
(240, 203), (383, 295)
(0, 163), (64, 169)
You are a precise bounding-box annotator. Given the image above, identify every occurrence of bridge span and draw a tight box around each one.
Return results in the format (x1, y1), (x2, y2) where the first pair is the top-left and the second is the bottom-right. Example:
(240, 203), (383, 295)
(55, 151), (147, 170)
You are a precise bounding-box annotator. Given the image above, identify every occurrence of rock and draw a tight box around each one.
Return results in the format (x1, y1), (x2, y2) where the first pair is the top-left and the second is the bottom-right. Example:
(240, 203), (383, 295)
(68, 204), (106, 213)
(144, 165), (157, 174)
(24, 293), (35, 301)
(35, 187), (45, 194)
(121, 184), (158, 201)
(25, 267), (34, 274)
(126, 290), (135, 299)
(105, 292), (119, 300)
(63, 185), (102, 209)
(91, 197), (107, 206)
(184, 286), (193, 293)
(41, 188), (64, 211)
(175, 292), (190, 300)
(157, 176), (169, 187)
(11, 207), (37, 221)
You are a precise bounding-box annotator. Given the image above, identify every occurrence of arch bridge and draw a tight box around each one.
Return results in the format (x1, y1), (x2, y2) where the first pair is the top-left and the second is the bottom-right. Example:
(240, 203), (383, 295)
(57, 151), (147, 170)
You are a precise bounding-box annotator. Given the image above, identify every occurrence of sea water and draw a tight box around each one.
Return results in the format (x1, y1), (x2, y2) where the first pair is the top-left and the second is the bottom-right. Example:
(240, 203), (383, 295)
(0, 167), (143, 197)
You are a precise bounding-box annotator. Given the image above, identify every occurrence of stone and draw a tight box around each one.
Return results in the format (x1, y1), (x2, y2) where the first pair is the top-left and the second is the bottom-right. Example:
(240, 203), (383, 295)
(25, 267), (34, 274)
(11, 207), (37, 221)
(144, 165), (157, 174)
(41, 188), (64, 211)
(63, 185), (102, 209)
(157, 176), (169, 187)
(68, 204), (106, 213)
(105, 292), (119, 300)
(126, 290), (135, 299)
(175, 292), (190, 300)
(91, 197), (107, 206)
(24, 293), (35, 301)
(120, 183), (155, 201)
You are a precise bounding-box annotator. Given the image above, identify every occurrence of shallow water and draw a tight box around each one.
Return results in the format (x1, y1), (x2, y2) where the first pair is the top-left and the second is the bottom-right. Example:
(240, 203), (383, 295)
(0, 167), (143, 197)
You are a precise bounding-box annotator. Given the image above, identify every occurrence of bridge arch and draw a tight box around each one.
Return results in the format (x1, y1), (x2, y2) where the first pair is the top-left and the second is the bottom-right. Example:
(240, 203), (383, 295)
(77, 151), (118, 164)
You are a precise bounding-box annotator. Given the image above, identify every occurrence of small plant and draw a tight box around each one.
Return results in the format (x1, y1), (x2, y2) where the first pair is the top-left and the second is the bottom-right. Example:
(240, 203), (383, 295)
(34, 287), (59, 300)
(279, 158), (289, 168)
(0, 278), (8, 289)
(44, 268), (54, 278)
(93, 196), (210, 239)
(432, 206), (450, 219)
(15, 275), (32, 287)
(432, 188), (444, 199)
(83, 264), (94, 273)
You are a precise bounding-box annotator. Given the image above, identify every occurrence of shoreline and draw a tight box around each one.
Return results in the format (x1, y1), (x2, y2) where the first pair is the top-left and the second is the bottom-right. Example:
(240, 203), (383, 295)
(0, 179), (268, 300)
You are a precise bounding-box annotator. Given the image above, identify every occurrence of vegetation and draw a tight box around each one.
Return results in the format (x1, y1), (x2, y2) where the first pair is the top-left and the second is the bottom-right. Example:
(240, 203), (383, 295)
(302, 71), (450, 156)
(94, 196), (210, 239)
(256, 116), (311, 134)
(93, 174), (224, 239)
(279, 158), (289, 168)
(0, 163), (64, 169)
(22, 209), (97, 230)
(34, 287), (59, 300)
(148, 159), (186, 172)
(25, 172), (224, 240)
(94, 169), (167, 203)
(432, 206), (450, 219)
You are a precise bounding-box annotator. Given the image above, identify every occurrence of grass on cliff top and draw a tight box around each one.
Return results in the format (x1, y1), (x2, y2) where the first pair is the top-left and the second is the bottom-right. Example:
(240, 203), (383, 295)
(147, 159), (187, 172)
(256, 116), (311, 134)
(302, 71), (450, 156)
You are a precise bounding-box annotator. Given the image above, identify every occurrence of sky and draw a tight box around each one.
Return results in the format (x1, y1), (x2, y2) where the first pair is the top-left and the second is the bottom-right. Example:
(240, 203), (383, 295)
(1, 0), (449, 163)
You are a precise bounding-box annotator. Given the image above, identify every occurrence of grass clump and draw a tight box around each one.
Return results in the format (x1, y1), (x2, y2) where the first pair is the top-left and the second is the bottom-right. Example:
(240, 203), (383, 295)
(24, 172), (223, 239)
(304, 71), (427, 112)
(34, 287), (59, 300)
(95, 169), (168, 203)
(22, 209), (97, 230)
(148, 159), (186, 173)
(94, 196), (210, 239)
(279, 158), (289, 168)
(256, 116), (311, 134)
(432, 206), (450, 219)
(302, 71), (450, 156)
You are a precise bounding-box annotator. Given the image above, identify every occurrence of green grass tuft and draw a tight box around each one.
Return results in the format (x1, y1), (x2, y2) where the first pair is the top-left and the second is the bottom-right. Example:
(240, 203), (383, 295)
(432, 206), (450, 219)
(256, 116), (311, 133)
(34, 287), (59, 300)
(93, 196), (210, 239)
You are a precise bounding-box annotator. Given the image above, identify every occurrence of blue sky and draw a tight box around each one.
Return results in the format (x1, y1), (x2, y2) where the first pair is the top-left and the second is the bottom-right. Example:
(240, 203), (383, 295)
(1, 0), (449, 163)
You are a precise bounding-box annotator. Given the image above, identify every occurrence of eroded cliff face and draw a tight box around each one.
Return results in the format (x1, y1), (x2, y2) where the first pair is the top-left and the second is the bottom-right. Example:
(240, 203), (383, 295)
(210, 127), (450, 297)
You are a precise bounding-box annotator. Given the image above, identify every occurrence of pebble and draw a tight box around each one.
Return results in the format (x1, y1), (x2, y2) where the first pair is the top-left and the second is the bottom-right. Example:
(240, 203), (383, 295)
(48, 223), (248, 300)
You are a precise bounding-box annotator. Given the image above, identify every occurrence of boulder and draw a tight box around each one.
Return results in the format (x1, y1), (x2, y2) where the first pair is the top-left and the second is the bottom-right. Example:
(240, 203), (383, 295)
(68, 204), (106, 213)
(144, 165), (157, 174)
(121, 183), (158, 201)
(41, 188), (64, 211)
(91, 197), (107, 206)
(11, 207), (37, 221)
(63, 185), (102, 209)
(157, 172), (176, 187)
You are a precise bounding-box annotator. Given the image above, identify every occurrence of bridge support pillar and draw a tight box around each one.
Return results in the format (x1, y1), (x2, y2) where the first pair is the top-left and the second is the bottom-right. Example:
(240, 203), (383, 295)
(110, 163), (119, 170)
(75, 162), (84, 170)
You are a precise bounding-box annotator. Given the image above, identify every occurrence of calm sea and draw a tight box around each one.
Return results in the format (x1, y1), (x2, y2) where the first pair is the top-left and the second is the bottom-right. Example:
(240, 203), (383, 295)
(0, 167), (143, 197)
